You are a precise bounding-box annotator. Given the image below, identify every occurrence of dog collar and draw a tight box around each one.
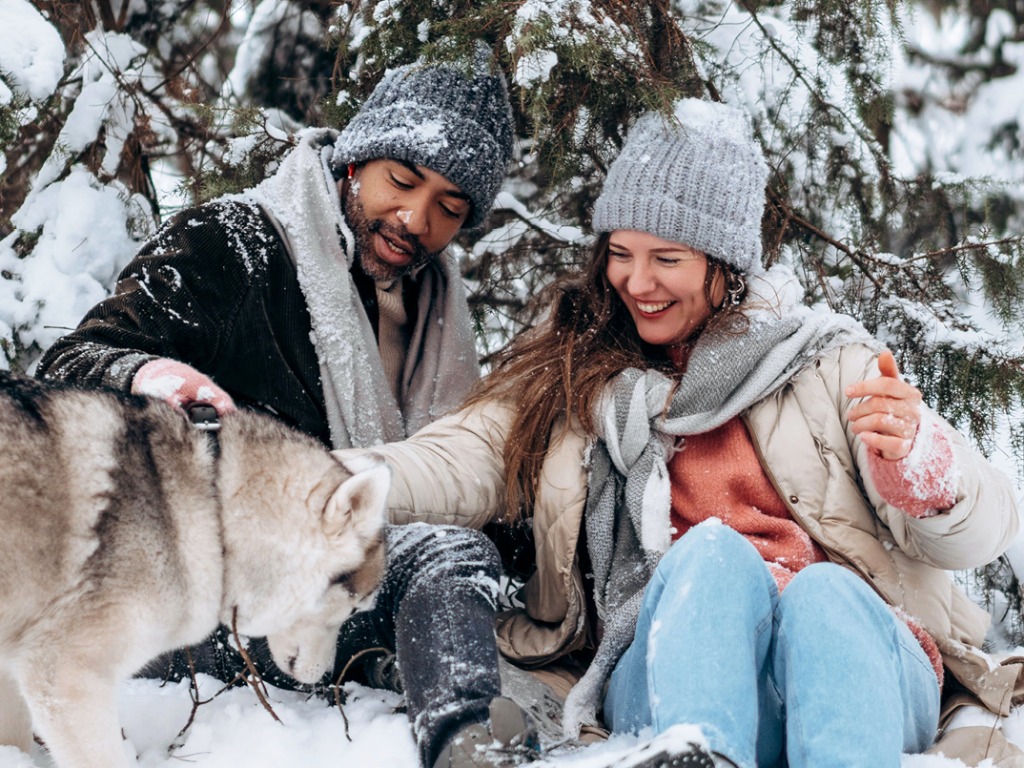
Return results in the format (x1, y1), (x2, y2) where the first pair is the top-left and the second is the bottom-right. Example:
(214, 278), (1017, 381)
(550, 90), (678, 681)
(187, 402), (221, 457)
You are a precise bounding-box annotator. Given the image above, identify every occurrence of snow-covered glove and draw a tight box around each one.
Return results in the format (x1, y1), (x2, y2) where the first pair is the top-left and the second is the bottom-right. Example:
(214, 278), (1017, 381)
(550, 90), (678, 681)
(866, 411), (958, 518)
(847, 349), (958, 517)
(131, 358), (236, 415)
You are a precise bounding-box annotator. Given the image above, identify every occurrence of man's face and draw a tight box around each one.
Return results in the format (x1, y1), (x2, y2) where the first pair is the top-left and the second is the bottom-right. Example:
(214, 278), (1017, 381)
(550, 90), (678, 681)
(342, 159), (471, 282)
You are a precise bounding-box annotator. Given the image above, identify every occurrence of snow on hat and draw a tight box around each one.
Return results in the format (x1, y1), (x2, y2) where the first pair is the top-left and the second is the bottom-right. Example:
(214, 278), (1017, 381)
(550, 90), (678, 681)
(591, 99), (769, 273)
(331, 42), (514, 228)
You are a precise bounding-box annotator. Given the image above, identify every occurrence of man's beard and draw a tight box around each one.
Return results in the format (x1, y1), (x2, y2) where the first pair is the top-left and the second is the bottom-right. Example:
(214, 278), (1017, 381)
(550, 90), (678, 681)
(345, 188), (437, 282)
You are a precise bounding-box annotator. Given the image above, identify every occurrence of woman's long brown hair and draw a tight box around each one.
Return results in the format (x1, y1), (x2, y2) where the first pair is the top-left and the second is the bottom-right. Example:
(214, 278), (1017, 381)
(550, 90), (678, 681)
(466, 233), (699, 520)
(466, 233), (748, 521)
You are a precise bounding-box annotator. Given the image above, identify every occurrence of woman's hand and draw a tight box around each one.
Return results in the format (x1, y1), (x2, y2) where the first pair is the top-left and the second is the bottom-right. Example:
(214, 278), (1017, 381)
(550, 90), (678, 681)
(845, 350), (922, 461)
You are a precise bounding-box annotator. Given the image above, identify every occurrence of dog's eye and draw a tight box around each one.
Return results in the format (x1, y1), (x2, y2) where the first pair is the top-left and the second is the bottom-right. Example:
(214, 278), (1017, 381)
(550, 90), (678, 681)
(329, 571), (353, 589)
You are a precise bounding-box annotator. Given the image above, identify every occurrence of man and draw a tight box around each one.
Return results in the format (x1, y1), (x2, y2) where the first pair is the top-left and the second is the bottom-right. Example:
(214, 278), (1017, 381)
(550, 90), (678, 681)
(36, 44), (535, 768)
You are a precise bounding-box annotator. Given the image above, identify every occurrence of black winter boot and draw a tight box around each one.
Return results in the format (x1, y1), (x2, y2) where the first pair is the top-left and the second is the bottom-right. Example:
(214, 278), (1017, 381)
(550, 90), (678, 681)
(610, 725), (719, 768)
(432, 697), (540, 768)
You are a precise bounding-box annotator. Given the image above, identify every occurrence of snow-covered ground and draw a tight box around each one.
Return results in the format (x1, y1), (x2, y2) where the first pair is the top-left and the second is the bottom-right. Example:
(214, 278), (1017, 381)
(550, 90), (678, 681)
(0, 672), (1020, 767)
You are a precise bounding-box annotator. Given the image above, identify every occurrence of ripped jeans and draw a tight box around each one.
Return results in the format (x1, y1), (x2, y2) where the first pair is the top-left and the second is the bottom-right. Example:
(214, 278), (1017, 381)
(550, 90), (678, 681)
(603, 523), (940, 768)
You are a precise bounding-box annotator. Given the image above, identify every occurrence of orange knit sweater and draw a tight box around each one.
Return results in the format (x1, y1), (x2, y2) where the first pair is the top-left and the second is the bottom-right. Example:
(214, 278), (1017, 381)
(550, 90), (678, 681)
(668, 417), (827, 590)
(667, 416), (954, 685)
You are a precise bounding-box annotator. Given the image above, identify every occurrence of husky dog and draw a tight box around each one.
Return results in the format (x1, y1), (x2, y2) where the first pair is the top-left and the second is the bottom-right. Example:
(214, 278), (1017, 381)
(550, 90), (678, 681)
(0, 371), (389, 768)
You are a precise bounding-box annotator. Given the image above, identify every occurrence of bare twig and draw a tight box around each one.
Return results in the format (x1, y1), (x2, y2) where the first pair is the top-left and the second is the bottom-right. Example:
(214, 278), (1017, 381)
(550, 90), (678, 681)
(767, 188), (886, 291)
(143, 4), (234, 97)
(231, 608), (282, 723)
(170, 648), (215, 748)
(331, 646), (393, 742)
(735, 0), (888, 170)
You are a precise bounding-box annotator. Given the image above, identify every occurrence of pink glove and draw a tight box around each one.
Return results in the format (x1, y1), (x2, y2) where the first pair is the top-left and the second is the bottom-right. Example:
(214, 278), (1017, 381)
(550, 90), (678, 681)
(866, 414), (957, 518)
(132, 358), (235, 415)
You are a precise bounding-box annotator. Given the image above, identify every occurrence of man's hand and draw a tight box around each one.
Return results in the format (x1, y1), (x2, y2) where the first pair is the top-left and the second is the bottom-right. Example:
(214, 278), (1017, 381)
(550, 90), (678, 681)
(845, 350), (922, 461)
(132, 358), (236, 415)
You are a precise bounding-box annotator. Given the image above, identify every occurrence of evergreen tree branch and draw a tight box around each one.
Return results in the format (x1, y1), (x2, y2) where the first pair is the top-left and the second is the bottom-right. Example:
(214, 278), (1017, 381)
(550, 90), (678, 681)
(734, 0), (890, 171)
(906, 237), (1024, 263)
(768, 188), (886, 291)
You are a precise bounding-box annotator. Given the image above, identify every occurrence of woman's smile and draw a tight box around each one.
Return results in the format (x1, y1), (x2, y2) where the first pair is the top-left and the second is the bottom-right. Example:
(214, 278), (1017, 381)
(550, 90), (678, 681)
(634, 299), (676, 315)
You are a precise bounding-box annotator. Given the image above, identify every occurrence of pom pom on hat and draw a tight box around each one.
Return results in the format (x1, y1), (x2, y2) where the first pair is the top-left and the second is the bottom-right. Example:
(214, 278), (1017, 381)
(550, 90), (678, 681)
(592, 99), (769, 273)
(332, 43), (514, 228)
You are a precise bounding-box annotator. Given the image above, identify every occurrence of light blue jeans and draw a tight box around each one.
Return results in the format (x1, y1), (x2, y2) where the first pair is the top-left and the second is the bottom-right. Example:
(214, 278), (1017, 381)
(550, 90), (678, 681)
(603, 523), (941, 768)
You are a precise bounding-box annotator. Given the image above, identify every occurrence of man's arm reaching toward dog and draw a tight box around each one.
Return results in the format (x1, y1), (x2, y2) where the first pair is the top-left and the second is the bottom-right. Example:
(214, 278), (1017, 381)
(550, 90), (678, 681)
(36, 202), (271, 396)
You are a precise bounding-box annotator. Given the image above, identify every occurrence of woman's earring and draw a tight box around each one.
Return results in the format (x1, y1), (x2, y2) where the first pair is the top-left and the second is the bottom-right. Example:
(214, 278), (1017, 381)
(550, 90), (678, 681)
(347, 163), (356, 179)
(727, 274), (746, 306)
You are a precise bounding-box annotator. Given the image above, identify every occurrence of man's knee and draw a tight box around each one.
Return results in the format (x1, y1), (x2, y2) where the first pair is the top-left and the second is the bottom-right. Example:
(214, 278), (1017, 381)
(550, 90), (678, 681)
(387, 523), (501, 585)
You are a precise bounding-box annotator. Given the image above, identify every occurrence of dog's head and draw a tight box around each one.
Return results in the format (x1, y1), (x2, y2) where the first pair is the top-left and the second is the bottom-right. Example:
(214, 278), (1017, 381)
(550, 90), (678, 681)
(266, 457), (388, 684)
(225, 451), (390, 685)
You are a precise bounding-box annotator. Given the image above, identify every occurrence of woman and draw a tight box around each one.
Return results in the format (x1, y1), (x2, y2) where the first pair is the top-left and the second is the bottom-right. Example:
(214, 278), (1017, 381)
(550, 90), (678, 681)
(338, 100), (1020, 768)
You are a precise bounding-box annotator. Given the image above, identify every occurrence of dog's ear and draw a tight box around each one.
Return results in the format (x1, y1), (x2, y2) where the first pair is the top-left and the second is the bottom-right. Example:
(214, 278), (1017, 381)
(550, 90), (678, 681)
(331, 449), (384, 474)
(322, 461), (390, 540)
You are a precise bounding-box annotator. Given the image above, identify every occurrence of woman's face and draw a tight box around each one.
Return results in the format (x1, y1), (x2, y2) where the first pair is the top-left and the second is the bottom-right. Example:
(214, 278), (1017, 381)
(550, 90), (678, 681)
(605, 229), (724, 348)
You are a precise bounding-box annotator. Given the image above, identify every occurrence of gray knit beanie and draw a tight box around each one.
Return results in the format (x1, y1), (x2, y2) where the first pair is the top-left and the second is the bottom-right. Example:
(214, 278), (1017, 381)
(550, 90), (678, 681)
(331, 43), (514, 228)
(592, 99), (769, 273)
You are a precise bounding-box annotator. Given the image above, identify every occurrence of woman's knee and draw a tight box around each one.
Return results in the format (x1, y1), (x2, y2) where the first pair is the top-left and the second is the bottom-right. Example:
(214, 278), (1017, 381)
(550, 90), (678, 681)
(776, 563), (881, 633)
(658, 521), (767, 583)
(782, 563), (871, 603)
(647, 522), (776, 619)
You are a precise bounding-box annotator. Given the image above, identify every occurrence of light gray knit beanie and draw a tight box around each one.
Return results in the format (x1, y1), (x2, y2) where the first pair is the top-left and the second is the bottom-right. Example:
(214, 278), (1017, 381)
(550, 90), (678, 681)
(331, 42), (514, 228)
(592, 99), (769, 273)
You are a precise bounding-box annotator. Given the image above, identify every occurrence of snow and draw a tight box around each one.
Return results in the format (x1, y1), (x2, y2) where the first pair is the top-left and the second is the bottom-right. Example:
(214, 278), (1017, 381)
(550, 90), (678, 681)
(0, 0), (65, 103)
(222, 1), (290, 104)
(11, 674), (1009, 767)
(36, 31), (149, 185)
(899, 410), (962, 505)
(0, 166), (150, 358)
(0, 0), (64, 175)
(514, 49), (559, 87)
(672, 99), (751, 143)
(133, 372), (186, 401)
(889, 7), (1024, 184)
(2, 0), (1024, 766)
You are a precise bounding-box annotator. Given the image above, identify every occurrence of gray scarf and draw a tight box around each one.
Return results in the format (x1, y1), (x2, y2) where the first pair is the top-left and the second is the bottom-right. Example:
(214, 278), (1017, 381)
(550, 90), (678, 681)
(244, 129), (480, 449)
(561, 266), (879, 736)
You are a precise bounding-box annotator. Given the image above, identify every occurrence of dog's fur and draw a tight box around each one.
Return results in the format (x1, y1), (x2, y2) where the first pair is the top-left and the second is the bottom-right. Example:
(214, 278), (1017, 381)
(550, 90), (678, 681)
(0, 371), (389, 768)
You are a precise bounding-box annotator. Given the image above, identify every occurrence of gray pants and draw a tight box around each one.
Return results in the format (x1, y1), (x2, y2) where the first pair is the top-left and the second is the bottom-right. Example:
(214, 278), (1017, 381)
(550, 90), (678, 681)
(142, 523), (504, 768)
